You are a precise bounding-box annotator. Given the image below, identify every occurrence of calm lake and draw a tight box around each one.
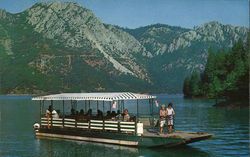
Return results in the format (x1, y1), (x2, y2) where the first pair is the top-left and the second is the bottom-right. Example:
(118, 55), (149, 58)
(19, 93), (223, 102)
(0, 95), (249, 157)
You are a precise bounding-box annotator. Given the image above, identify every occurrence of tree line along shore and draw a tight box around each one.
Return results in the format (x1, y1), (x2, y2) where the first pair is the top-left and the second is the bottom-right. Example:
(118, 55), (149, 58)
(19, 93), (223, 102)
(182, 37), (249, 108)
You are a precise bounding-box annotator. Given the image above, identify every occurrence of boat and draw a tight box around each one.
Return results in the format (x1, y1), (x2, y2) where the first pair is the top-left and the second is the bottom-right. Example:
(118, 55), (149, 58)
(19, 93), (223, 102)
(32, 92), (213, 147)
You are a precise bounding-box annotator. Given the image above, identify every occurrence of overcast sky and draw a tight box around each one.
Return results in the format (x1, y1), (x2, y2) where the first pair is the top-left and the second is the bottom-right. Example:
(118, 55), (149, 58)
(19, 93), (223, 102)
(0, 0), (249, 29)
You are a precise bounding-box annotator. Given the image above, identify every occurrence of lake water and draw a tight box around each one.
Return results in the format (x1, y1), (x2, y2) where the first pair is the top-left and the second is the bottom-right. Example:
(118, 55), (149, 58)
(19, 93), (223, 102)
(0, 95), (249, 157)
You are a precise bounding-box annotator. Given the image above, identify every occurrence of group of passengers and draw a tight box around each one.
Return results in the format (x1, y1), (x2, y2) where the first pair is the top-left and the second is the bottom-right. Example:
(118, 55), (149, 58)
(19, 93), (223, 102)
(45, 105), (131, 122)
(46, 105), (60, 119)
(70, 108), (131, 121)
(45, 102), (176, 134)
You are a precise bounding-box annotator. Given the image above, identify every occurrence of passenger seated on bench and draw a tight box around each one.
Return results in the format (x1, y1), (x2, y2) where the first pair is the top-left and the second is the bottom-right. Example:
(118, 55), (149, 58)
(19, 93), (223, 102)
(52, 109), (59, 118)
(46, 105), (52, 117)
(96, 110), (103, 119)
(76, 111), (79, 116)
(116, 110), (121, 116)
(56, 110), (60, 117)
(85, 109), (92, 117)
(79, 109), (84, 116)
(105, 111), (112, 119)
(123, 109), (130, 122)
(71, 108), (76, 115)
(111, 111), (116, 118)
(115, 110), (123, 120)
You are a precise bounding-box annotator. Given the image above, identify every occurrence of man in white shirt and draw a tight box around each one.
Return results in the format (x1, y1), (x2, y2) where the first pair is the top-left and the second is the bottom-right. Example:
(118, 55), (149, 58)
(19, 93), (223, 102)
(166, 103), (175, 133)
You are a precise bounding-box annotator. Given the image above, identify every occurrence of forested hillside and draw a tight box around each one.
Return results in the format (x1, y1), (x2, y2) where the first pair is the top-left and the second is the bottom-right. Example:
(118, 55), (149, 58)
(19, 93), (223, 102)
(0, 2), (248, 94)
(183, 37), (249, 106)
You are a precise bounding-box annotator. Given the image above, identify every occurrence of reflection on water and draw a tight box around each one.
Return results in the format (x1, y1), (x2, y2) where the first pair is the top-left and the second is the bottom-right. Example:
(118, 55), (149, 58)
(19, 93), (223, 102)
(33, 137), (212, 157)
(0, 95), (249, 157)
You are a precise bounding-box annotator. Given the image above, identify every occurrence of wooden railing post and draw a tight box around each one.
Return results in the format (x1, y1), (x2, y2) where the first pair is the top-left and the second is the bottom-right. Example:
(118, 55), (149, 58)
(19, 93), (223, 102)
(88, 120), (91, 130)
(118, 121), (121, 133)
(103, 120), (105, 131)
(75, 116), (77, 128)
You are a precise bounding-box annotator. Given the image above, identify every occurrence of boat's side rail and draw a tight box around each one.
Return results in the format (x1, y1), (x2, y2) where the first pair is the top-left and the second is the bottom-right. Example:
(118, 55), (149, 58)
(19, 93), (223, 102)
(40, 117), (143, 135)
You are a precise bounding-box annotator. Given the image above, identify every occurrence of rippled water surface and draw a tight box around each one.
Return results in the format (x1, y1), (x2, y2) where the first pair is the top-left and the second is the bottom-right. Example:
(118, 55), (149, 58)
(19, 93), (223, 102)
(0, 95), (249, 157)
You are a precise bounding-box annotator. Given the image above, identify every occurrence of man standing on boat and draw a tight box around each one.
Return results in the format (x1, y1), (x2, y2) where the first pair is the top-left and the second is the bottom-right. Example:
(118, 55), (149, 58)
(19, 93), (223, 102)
(159, 104), (166, 134)
(166, 103), (175, 133)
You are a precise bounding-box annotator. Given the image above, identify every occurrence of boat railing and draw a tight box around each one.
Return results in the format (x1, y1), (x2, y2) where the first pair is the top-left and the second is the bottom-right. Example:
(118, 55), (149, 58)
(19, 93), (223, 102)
(40, 117), (143, 135)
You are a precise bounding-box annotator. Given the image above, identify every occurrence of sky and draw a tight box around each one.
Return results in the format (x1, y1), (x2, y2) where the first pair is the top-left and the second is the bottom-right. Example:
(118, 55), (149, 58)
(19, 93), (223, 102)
(0, 0), (249, 29)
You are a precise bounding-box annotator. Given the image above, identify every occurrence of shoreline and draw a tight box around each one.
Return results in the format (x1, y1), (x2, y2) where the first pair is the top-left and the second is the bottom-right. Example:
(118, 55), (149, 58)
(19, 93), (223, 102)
(213, 100), (249, 109)
(1, 92), (184, 96)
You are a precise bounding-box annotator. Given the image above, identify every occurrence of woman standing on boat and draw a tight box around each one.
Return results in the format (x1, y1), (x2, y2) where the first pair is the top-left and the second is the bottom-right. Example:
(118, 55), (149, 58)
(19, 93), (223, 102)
(159, 104), (167, 134)
(166, 103), (175, 133)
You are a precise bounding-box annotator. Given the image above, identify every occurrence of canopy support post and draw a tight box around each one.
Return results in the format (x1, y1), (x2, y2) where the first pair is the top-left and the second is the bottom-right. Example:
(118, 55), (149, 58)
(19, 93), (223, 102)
(89, 100), (90, 110)
(51, 100), (53, 128)
(136, 99), (139, 121)
(42, 100), (44, 121)
(103, 101), (104, 113)
(151, 99), (155, 117)
(85, 100), (87, 112)
(62, 100), (65, 128)
(39, 100), (42, 125)
(118, 100), (122, 111)
(97, 101), (99, 110)
(122, 100), (124, 112)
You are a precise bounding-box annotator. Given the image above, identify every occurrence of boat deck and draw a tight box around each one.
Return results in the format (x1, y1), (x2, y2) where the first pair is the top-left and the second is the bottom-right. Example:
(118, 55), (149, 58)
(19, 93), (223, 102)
(144, 129), (213, 144)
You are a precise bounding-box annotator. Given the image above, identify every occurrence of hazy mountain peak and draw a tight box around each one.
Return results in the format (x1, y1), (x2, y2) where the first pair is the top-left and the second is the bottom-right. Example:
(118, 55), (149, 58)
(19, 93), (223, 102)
(0, 2), (248, 94)
(22, 1), (151, 79)
(32, 1), (82, 9)
(0, 9), (13, 21)
(204, 21), (221, 26)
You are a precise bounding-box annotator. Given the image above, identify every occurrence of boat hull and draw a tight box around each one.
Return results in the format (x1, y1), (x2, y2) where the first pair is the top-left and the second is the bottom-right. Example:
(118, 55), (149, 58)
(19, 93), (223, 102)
(35, 128), (211, 147)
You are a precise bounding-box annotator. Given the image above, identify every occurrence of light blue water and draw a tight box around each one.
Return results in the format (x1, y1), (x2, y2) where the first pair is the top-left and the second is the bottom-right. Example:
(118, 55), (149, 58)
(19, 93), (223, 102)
(0, 95), (249, 157)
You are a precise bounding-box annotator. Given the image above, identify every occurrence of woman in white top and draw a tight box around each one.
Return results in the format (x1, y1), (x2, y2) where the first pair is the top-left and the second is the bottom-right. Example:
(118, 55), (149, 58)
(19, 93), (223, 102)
(166, 103), (175, 133)
(52, 110), (59, 118)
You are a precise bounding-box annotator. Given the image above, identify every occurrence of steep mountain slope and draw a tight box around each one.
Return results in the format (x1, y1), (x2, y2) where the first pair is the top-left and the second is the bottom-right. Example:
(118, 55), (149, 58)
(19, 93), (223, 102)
(122, 24), (190, 55)
(123, 22), (248, 92)
(0, 2), (248, 94)
(0, 2), (152, 94)
(26, 2), (152, 80)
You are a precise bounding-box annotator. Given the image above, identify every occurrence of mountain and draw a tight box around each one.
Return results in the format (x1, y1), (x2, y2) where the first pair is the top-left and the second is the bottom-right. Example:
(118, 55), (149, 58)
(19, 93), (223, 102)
(123, 22), (248, 92)
(0, 2), (248, 94)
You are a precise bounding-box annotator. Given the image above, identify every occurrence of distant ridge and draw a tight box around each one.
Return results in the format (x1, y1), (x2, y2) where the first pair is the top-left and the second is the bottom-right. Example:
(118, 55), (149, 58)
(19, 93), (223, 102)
(0, 2), (248, 94)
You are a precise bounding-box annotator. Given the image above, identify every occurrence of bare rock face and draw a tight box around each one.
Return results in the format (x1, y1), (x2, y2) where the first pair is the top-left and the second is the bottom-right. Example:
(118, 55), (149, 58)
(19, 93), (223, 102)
(26, 2), (151, 80)
(0, 2), (248, 93)
(131, 21), (248, 56)
(0, 9), (13, 21)
(167, 21), (248, 53)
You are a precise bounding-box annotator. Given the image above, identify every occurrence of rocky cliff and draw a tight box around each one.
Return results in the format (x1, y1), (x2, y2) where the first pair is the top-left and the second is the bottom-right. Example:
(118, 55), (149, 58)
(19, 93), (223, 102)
(0, 2), (248, 94)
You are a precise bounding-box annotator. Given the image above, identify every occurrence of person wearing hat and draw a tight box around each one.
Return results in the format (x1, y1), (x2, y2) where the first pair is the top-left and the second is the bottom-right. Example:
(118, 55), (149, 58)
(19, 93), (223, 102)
(159, 104), (167, 134)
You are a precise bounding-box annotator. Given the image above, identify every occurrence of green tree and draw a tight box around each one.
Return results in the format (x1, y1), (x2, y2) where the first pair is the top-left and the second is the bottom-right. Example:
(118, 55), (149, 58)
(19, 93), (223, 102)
(223, 39), (249, 102)
(183, 77), (190, 97)
(189, 71), (201, 96)
(203, 48), (216, 83)
(183, 38), (249, 105)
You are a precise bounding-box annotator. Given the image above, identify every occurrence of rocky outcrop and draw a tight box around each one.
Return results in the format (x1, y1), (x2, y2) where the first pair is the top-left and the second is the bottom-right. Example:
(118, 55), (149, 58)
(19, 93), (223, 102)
(0, 2), (248, 93)
(25, 2), (151, 80)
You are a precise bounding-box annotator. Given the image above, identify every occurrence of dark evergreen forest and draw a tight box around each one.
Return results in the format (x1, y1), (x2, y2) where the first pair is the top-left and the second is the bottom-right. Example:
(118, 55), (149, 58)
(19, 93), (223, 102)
(183, 37), (249, 106)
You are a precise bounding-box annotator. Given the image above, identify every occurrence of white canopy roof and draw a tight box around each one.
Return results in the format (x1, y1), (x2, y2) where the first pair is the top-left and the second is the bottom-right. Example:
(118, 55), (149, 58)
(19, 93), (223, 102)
(32, 92), (156, 101)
